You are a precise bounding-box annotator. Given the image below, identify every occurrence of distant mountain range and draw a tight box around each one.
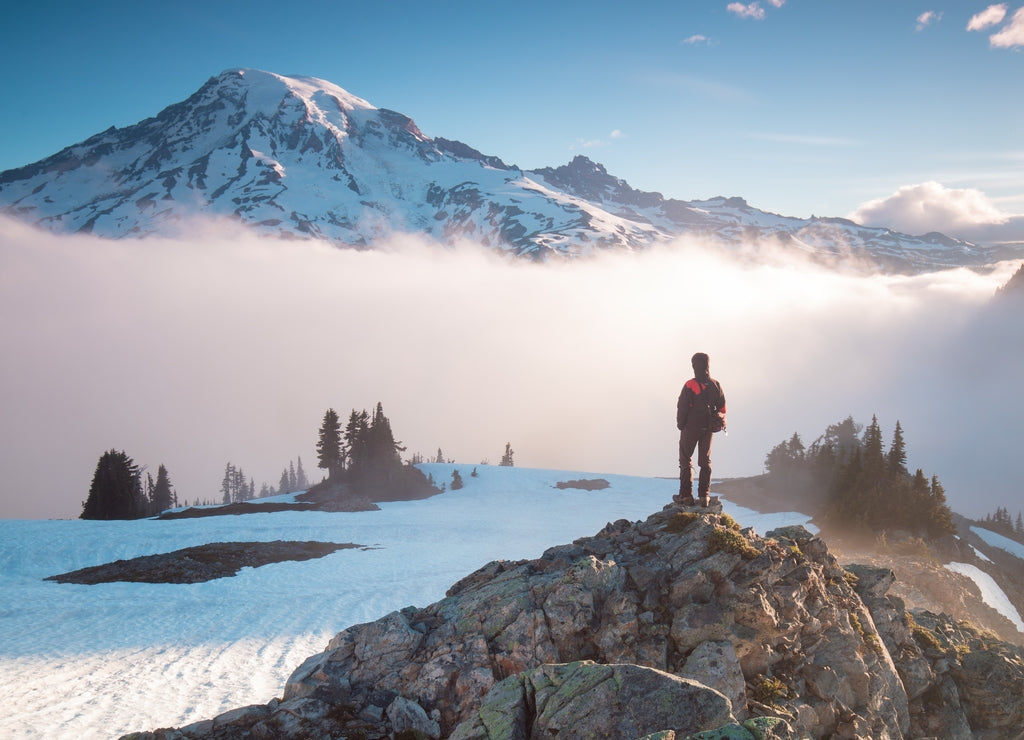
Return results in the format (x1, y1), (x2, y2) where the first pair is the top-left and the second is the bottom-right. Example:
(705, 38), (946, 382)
(2, 68), (1020, 273)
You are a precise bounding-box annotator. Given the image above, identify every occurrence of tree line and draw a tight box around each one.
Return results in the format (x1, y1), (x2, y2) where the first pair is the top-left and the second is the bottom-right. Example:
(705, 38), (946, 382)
(763, 415), (955, 539)
(80, 401), (513, 519)
(80, 451), (176, 520)
(314, 402), (436, 500)
(975, 506), (1024, 544)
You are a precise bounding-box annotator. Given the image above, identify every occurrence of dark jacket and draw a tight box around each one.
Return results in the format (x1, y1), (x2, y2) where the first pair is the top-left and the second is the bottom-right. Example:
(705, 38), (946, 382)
(677, 375), (726, 433)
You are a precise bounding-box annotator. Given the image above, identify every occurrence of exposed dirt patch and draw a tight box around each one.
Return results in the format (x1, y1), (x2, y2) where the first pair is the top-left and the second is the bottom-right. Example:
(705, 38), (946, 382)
(158, 501), (318, 519)
(555, 478), (610, 491)
(45, 540), (362, 585)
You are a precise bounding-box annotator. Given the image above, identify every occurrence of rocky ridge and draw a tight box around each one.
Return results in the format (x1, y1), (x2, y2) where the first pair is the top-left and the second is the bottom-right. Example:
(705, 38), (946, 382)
(123, 500), (1024, 739)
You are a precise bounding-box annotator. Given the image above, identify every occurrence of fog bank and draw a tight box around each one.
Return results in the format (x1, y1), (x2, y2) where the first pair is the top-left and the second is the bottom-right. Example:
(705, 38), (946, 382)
(0, 217), (1019, 519)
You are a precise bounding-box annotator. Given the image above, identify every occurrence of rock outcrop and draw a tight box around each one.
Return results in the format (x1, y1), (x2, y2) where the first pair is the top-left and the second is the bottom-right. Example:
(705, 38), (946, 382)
(124, 502), (1024, 740)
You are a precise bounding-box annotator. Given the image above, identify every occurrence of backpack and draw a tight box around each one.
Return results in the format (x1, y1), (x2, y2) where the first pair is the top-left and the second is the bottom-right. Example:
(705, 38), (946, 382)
(696, 380), (726, 433)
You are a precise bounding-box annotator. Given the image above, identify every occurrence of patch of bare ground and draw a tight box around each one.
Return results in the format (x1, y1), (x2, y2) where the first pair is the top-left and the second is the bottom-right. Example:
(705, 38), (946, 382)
(555, 478), (610, 491)
(45, 541), (362, 585)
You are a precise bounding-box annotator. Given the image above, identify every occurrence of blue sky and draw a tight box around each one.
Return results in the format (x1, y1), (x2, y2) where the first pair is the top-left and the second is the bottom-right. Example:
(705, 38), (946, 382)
(2, 0), (1022, 240)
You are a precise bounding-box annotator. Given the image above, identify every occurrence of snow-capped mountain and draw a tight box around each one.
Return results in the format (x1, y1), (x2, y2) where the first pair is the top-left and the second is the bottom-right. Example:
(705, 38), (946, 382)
(0, 68), (1012, 271)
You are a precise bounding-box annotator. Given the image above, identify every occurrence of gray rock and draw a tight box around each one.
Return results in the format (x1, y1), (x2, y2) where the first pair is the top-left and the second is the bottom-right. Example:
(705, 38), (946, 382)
(450, 661), (735, 740)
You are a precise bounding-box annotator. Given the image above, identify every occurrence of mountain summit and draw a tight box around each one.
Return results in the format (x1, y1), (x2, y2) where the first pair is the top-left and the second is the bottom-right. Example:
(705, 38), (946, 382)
(0, 68), (1013, 271)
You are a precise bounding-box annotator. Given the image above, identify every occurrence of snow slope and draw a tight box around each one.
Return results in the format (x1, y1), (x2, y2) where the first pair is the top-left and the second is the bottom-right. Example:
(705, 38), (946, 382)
(945, 561), (1024, 633)
(0, 465), (813, 739)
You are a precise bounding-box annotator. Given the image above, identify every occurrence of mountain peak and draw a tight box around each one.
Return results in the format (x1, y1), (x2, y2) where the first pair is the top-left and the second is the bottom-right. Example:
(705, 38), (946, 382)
(1, 69), (1018, 271)
(213, 68), (376, 115)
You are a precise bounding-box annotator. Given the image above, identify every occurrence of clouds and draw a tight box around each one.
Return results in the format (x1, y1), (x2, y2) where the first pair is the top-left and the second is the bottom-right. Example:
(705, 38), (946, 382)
(967, 3), (1024, 47)
(849, 182), (1024, 242)
(571, 129), (626, 150)
(915, 11), (944, 31)
(1, 217), (1020, 522)
(968, 3), (1008, 30)
(726, 1), (784, 21)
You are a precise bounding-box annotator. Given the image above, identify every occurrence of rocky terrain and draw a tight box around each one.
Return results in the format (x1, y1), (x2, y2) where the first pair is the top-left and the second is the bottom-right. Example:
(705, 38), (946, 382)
(122, 499), (1024, 739)
(47, 541), (360, 585)
(715, 477), (1024, 647)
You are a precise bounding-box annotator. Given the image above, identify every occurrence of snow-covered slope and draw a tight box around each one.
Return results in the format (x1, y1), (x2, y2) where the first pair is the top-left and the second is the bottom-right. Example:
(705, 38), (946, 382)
(0, 466), (812, 740)
(0, 68), (1012, 271)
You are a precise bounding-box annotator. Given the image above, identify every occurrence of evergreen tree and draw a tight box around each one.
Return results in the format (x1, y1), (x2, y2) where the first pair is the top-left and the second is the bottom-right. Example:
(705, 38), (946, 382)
(817, 416), (862, 463)
(344, 409), (370, 478)
(81, 449), (145, 520)
(451, 469), (464, 490)
(295, 456), (308, 490)
(862, 415), (886, 477)
(316, 408), (343, 481)
(221, 463), (234, 504)
(887, 420), (908, 476)
(150, 464), (174, 515)
(279, 468), (291, 494)
(764, 432), (804, 476)
(500, 442), (515, 467)
(926, 476), (955, 537)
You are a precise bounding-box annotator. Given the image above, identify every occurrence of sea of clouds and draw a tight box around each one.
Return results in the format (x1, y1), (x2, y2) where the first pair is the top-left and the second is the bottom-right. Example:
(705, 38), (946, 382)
(1, 216), (1020, 519)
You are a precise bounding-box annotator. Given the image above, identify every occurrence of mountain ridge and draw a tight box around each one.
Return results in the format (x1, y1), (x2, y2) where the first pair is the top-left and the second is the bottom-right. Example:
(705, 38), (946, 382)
(3, 68), (1020, 272)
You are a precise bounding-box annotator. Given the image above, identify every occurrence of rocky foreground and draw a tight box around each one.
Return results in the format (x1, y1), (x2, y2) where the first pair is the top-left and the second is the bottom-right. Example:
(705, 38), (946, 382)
(123, 501), (1024, 739)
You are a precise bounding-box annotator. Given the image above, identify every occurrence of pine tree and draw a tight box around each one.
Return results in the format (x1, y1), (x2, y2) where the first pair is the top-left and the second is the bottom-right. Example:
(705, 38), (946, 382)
(221, 463), (234, 504)
(279, 468), (291, 494)
(344, 409), (370, 478)
(862, 415), (885, 477)
(500, 442), (515, 467)
(295, 457), (308, 490)
(887, 420), (908, 476)
(451, 469), (464, 490)
(150, 464), (174, 515)
(81, 449), (145, 520)
(925, 476), (955, 537)
(317, 408), (343, 481)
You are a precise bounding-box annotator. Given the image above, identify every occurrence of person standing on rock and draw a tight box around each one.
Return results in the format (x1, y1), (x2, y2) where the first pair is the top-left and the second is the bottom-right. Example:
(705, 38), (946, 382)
(675, 352), (726, 507)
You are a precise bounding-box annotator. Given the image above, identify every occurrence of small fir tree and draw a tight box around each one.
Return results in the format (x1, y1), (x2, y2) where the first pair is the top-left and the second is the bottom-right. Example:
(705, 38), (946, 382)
(500, 442), (515, 467)
(149, 464), (174, 515)
(316, 408), (343, 481)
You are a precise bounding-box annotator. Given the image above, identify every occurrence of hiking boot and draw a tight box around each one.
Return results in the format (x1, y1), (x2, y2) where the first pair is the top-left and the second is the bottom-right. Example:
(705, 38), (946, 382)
(673, 494), (697, 506)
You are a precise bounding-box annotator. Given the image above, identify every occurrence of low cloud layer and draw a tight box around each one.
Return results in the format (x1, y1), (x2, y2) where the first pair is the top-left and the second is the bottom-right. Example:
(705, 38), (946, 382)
(849, 181), (1024, 243)
(0, 217), (1019, 520)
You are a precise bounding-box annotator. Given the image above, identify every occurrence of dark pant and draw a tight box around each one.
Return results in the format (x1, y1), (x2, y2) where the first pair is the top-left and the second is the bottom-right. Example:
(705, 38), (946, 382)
(679, 429), (712, 499)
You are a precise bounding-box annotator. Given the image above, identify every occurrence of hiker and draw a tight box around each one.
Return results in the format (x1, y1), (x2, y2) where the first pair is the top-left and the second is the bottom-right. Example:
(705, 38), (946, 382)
(675, 352), (726, 507)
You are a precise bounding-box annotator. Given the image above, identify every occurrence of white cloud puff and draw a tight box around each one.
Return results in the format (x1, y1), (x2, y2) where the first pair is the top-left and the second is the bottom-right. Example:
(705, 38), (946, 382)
(915, 10), (943, 31)
(848, 181), (1024, 241)
(727, 3), (766, 20)
(990, 6), (1024, 47)
(967, 3), (1008, 31)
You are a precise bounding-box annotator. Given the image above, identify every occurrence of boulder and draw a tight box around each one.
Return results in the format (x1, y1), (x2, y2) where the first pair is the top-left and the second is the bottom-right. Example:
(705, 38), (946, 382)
(449, 661), (735, 740)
